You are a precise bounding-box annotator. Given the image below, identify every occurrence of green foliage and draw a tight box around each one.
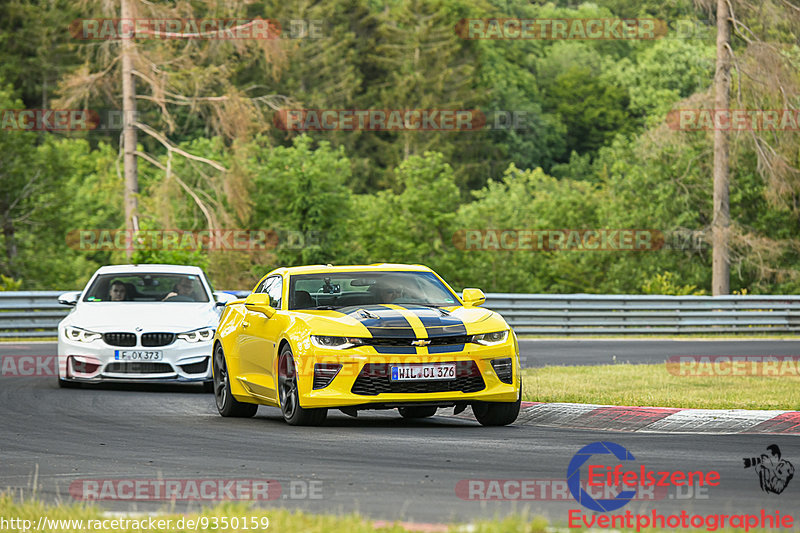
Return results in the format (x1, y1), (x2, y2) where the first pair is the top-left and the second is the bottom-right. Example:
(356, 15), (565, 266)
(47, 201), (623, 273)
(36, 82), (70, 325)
(603, 38), (715, 121)
(129, 221), (210, 271)
(1, 1), (798, 295)
(451, 164), (604, 292)
(640, 271), (706, 295)
(250, 135), (354, 266)
(541, 63), (633, 155)
(349, 151), (461, 273)
(0, 274), (22, 291)
(0, 80), (114, 289)
(0, 0), (81, 107)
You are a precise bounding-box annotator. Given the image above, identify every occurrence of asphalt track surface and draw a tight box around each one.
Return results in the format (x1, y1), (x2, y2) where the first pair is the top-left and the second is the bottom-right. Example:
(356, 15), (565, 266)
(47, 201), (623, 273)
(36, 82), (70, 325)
(6, 338), (800, 367)
(518, 338), (800, 367)
(1, 341), (799, 525)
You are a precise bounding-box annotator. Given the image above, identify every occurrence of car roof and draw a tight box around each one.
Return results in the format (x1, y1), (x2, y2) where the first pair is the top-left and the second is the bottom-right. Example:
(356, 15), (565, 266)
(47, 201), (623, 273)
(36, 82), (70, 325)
(269, 263), (432, 277)
(94, 264), (205, 275)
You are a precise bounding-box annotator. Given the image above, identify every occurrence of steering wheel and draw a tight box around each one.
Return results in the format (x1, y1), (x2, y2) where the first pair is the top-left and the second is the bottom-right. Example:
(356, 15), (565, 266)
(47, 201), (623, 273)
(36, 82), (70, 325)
(164, 295), (194, 302)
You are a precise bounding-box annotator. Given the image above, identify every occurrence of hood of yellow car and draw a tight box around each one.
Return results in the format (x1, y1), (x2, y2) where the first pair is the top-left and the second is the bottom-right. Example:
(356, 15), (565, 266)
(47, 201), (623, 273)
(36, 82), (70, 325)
(294, 304), (506, 338)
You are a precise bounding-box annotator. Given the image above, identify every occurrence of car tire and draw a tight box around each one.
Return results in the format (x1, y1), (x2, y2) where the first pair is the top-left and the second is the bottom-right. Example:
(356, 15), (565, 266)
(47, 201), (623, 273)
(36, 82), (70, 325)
(57, 378), (81, 389)
(472, 398), (521, 426)
(278, 346), (327, 426)
(213, 343), (258, 418)
(398, 406), (437, 419)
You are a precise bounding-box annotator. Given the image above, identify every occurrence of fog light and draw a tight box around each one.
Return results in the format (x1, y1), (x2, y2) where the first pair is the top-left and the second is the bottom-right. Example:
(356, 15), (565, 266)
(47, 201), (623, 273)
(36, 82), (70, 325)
(179, 358), (209, 374)
(490, 357), (513, 384)
(313, 363), (342, 389)
(70, 356), (100, 376)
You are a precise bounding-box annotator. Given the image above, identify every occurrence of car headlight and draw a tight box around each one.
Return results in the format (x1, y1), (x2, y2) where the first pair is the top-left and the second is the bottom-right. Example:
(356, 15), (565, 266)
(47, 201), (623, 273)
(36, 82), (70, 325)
(177, 328), (215, 343)
(469, 330), (509, 346)
(310, 335), (365, 350)
(65, 326), (102, 343)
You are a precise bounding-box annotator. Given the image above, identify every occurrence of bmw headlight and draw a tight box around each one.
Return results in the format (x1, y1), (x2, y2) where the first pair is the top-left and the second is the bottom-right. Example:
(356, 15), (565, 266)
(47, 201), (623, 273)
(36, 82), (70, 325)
(177, 328), (215, 343)
(469, 330), (509, 346)
(65, 326), (102, 343)
(310, 335), (365, 350)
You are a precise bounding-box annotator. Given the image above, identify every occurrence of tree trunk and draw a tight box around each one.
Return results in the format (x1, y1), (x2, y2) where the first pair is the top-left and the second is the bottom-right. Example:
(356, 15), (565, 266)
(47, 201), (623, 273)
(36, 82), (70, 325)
(1, 217), (17, 278)
(712, 0), (731, 295)
(121, 0), (138, 259)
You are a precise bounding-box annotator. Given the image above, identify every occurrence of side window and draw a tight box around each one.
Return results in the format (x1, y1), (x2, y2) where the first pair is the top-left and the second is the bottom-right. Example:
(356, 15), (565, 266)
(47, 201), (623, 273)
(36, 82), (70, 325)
(201, 270), (215, 294)
(265, 276), (282, 308)
(254, 277), (270, 294)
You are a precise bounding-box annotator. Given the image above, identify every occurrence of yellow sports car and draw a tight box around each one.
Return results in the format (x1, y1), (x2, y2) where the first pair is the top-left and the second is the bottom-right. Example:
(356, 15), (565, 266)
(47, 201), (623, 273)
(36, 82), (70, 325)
(212, 264), (521, 426)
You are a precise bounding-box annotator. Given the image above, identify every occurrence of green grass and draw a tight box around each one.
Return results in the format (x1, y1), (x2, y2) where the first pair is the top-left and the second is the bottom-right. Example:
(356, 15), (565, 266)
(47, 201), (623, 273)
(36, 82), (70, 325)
(0, 495), (551, 533)
(516, 333), (800, 339)
(0, 495), (423, 532)
(0, 494), (783, 532)
(522, 363), (800, 410)
(0, 337), (56, 342)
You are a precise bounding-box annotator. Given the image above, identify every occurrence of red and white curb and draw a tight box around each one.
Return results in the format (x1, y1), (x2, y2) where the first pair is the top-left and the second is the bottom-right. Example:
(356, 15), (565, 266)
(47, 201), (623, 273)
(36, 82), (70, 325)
(510, 401), (800, 434)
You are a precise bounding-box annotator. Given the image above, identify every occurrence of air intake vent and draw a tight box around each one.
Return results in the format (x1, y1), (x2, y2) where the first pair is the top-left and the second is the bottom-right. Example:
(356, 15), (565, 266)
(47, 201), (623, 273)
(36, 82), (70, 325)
(313, 364), (342, 390)
(364, 335), (470, 347)
(142, 332), (175, 347)
(179, 359), (209, 375)
(103, 332), (136, 347)
(105, 362), (173, 374)
(490, 357), (514, 384)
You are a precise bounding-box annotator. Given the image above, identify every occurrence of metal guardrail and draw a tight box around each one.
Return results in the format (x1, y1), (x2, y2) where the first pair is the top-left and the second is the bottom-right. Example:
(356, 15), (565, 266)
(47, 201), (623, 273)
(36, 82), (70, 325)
(1, 291), (66, 338)
(1, 291), (799, 338)
(485, 293), (800, 334)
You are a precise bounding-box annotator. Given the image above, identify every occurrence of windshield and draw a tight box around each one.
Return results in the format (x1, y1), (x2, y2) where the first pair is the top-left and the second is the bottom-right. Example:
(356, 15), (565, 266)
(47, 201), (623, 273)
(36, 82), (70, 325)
(288, 271), (459, 310)
(82, 273), (210, 303)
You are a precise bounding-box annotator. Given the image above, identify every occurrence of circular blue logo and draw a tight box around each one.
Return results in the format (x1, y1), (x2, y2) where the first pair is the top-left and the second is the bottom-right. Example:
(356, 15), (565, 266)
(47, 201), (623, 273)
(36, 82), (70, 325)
(567, 441), (637, 512)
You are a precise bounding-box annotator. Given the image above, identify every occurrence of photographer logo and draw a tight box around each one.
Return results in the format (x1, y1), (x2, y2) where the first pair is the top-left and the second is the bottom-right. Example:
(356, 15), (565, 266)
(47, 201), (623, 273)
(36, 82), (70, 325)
(567, 441), (637, 512)
(743, 445), (794, 495)
(567, 441), (721, 513)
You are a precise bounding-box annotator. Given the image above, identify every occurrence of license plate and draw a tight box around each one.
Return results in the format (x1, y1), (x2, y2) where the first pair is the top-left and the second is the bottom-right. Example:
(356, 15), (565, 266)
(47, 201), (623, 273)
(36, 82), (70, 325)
(114, 350), (163, 361)
(391, 363), (456, 381)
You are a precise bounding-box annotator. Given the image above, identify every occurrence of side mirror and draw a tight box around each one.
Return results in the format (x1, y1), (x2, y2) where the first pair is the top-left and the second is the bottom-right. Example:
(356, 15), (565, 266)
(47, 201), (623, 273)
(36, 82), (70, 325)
(213, 291), (237, 307)
(244, 293), (276, 318)
(58, 291), (81, 307)
(461, 288), (486, 307)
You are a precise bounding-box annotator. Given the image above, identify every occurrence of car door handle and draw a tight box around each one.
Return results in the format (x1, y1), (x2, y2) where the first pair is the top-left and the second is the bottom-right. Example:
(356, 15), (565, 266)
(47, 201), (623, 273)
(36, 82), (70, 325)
(242, 321), (250, 328)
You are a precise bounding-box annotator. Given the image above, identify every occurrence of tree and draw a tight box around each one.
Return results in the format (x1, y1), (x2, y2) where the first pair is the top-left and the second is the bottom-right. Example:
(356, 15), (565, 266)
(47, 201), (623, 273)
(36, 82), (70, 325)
(0, 0), (81, 108)
(0, 78), (120, 288)
(55, 0), (288, 248)
(250, 135), (354, 268)
(453, 164), (602, 293)
(349, 151), (461, 275)
(694, 0), (800, 293)
(712, 0), (732, 295)
(0, 83), (41, 279)
(358, 0), (485, 190)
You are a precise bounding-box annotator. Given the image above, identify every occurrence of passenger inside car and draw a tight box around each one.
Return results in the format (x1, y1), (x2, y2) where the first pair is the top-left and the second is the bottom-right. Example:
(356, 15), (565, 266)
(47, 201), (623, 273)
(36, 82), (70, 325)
(108, 281), (128, 301)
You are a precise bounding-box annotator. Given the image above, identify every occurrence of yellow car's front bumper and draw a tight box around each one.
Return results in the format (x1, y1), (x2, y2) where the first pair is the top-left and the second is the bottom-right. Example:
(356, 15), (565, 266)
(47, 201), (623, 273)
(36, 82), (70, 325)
(293, 344), (520, 409)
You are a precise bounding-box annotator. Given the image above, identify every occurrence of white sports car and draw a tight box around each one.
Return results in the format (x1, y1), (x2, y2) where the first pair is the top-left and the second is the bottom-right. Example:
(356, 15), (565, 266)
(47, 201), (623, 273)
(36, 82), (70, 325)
(56, 264), (236, 389)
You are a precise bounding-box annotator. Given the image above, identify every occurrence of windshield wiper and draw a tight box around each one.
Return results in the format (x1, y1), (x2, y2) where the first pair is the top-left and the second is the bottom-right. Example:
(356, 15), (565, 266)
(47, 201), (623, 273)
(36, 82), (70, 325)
(410, 304), (451, 316)
(312, 305), (341, 310)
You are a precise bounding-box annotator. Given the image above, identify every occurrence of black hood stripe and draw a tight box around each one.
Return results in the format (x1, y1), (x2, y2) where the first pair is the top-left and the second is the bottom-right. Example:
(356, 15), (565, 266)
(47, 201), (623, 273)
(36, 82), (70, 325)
(337, 304), (416, 338)
(333, 304), (467, 340)
(395, 305), (467, 338)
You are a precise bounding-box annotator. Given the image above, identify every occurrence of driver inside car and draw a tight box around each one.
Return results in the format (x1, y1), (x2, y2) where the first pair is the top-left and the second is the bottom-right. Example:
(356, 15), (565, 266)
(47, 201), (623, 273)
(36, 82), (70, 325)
(162, 277), (197, 301)
(371, 282), (403, 304)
